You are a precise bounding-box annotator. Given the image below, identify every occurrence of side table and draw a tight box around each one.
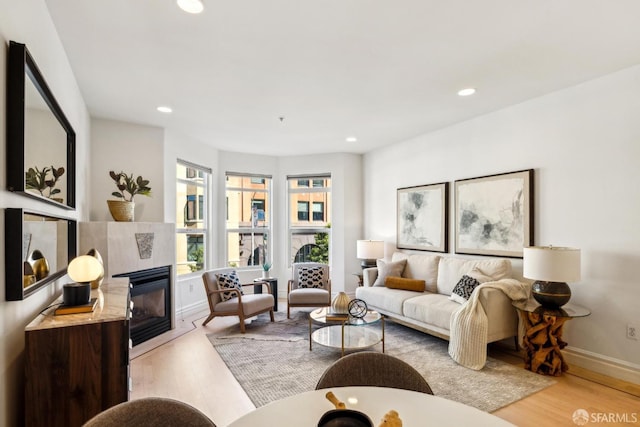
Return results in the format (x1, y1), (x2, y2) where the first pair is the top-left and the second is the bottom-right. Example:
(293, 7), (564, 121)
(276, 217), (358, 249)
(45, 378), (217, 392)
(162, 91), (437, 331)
(512, 300), (590, 376)
(254, 277), (278, 311)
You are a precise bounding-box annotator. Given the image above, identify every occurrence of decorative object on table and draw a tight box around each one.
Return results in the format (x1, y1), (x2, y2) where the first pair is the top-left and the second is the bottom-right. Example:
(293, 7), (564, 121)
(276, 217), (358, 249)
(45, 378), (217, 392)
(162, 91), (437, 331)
(25, 166), (65, 200)
(356, 240), (384, 269)
(85, 248), (104, 289)
(454, 169), (533, 258)
(107, 170), (152, 221)
(331, 291), (351, 314)
(27, 249), (50, 281)
(135, 233), (155, 259)
(262, 261), (272, 279)
(348, 299), (368, 319)
(523, 246), (581, 308)
(378, 410), (403, 427)
(318, 391), (373, 427)
(61, 255), (104, 308)
(23, 262), (36, 288)
(397, 182), (449, 253)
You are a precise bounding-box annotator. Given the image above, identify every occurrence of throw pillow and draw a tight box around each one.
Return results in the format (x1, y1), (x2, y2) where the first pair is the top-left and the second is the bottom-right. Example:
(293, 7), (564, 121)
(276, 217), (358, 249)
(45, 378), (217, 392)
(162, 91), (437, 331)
(372, 259), (407, 287)
(298, 266), (325, 288)
(450, 275), (481, 304)
(216, 270), (243, 301)
(384, 276), (426, 292)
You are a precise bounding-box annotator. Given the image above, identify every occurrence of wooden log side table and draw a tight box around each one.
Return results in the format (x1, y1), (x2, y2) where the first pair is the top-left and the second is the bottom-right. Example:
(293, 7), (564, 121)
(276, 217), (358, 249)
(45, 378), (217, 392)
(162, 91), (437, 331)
(254, 277), (278, 311)
(512, 300), (590, 376)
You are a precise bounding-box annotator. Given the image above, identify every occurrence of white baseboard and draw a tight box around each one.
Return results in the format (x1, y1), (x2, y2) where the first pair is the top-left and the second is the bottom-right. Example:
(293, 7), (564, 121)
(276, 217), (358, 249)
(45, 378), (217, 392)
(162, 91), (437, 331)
(175, 300), (209, 321)
(564, 346), (640, 385)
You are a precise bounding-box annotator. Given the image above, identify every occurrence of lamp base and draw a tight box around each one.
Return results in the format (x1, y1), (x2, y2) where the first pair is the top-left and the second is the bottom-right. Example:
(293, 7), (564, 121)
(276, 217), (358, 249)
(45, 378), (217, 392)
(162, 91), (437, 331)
(360, 259), (376, 270)
(531, 281), (571, 308)
(63, 282), (91, 306)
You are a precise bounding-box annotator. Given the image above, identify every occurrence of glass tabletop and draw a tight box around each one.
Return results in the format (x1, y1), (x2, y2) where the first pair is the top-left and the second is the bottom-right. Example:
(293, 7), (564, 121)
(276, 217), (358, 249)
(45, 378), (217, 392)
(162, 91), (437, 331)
(512, 299), (591, 318)
(310, 307), (381, 326)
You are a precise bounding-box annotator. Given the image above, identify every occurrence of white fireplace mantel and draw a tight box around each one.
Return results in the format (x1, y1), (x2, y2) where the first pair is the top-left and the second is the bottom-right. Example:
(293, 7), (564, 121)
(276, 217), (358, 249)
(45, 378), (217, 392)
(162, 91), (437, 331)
(79, 222), (175, 278)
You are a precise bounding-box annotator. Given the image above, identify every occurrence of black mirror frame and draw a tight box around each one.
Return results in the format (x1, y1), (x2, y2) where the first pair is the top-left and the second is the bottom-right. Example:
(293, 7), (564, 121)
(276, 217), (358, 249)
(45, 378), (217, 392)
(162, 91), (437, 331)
(5, 208), (77, 301)
(7, 40), (76, 209)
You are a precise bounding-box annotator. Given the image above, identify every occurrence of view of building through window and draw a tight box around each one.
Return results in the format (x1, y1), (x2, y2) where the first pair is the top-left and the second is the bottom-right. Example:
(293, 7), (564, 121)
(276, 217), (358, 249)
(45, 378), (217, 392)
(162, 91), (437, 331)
(288, 175), (331, 265)
(176, 161), (210, 275)
(225, 173), (272, 268)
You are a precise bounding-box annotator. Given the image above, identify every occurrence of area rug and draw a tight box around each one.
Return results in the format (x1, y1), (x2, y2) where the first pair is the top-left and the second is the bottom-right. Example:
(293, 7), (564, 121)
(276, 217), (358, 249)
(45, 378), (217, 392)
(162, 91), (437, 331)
(208, 311), (555, 413)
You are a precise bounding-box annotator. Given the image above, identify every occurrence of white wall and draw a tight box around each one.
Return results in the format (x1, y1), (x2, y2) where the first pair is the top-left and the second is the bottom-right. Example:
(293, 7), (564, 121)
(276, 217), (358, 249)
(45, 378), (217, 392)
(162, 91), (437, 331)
(363, 65), (640, 377)
(0, 1), (91, 425)
(90, 118), (165, 222)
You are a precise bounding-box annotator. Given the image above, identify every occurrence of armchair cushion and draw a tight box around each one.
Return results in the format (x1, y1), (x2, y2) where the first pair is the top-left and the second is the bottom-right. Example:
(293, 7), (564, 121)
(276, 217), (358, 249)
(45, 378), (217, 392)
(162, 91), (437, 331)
(216, 270), (244, 301)
(298, 266), (325, 288)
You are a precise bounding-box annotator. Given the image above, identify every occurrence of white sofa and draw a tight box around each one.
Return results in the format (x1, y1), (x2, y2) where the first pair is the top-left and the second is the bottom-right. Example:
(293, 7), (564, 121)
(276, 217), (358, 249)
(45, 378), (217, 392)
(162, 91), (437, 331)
(355, 252), (520, 344)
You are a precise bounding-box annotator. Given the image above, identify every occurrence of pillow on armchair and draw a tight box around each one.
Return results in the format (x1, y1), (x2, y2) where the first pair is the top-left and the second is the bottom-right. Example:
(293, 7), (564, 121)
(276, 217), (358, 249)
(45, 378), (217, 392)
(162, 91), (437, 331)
(216, 270), (244, 301)
(298, 266), (325, 288)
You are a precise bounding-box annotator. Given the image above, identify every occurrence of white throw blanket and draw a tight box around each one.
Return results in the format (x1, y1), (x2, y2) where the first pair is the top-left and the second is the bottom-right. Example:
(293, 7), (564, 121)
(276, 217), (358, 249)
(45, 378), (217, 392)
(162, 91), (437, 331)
(448, 279), (530, 370)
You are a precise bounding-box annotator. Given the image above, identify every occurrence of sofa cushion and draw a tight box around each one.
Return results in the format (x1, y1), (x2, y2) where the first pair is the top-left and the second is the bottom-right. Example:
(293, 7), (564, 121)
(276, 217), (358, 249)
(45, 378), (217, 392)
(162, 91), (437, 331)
(403, 293), (460, 331)
(449, 267), (495, 304)
(355, 286), (418, 314)
(372, 259), (407, 287)
(436, 257), (512, 295)
(391, 252), (440, 293)
(385, 277), (426, 292)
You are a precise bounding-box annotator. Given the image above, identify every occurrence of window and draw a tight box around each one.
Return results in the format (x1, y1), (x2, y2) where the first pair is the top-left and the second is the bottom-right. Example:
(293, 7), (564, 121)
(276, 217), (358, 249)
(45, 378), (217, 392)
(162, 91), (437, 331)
(225, 173), (272, 268)
(297, 201), (309, 221)
(288, 174), (331, 265)
(176, 161), (210, 276)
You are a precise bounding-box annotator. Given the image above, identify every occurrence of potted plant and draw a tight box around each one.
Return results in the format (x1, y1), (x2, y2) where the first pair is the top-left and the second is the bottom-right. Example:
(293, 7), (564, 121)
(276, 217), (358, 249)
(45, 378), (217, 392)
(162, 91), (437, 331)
(262, 261), (272, 279)
(107, 171), (151, 221)
(25, 165), (65, 201)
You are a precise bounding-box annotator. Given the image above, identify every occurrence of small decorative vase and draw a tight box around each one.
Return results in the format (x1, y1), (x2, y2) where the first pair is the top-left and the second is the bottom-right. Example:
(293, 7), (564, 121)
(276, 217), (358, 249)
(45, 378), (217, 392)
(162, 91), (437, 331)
(262, 270), (269, 279)
(107, 200), (135, 222)
(331, 291), (351, 314)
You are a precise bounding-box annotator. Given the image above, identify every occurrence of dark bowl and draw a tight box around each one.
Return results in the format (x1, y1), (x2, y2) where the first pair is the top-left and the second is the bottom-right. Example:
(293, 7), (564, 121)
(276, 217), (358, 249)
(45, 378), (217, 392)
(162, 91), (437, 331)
(318, 409), (373, 427)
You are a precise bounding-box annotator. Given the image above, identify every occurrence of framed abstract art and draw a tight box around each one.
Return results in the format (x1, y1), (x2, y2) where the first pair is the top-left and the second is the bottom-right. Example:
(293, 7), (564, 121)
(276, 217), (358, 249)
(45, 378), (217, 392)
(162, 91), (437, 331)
(397, 182), (449, 253)
(454, 169), (533, 258)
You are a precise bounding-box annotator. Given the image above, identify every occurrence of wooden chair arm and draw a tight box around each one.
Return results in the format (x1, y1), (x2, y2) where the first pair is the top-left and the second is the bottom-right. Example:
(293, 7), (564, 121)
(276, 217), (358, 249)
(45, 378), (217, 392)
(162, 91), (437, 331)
(241, 281), (271, 293)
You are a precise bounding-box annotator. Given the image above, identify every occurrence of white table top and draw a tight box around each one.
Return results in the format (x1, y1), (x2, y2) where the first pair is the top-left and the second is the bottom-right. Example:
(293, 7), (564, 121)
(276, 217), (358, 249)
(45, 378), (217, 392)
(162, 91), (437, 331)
(225, 386), (515, 426)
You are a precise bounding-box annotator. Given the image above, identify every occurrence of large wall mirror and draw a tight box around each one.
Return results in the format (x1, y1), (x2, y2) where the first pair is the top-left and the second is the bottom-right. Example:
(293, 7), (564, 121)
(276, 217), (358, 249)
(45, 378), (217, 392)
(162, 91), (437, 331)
(7, 41), (76, 209)
(5, 209), (77, 301)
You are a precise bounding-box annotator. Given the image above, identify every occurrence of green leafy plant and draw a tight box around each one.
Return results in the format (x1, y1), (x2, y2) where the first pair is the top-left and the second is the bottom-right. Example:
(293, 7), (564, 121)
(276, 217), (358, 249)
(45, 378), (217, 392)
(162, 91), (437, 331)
(25, 166), (65, 199)
(262, 261), (272, 271)
(109, 171), (151, 202)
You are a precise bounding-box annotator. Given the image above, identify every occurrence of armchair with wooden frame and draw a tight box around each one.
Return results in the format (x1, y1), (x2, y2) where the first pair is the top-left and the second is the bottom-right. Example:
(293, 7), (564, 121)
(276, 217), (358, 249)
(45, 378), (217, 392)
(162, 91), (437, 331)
(287, 262), (331, 318)
(202, 268), (274, 333)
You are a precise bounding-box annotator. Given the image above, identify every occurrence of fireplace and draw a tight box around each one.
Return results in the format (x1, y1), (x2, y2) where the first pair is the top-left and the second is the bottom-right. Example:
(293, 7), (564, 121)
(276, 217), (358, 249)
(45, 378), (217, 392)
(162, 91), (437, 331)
(115, 266), (171, 346)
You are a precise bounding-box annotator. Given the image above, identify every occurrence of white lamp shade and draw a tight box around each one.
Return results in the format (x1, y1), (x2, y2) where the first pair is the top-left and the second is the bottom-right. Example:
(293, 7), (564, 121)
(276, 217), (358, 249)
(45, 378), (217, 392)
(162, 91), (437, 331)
(67, 255), (105, 283)
(523, 246), (581, 283)
(356, 240), (384, 260)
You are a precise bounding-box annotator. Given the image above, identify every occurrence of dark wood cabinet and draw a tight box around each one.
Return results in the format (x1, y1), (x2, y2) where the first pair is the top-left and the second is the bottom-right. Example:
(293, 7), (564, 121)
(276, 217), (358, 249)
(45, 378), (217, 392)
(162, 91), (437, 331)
(24, 279), (131, 427)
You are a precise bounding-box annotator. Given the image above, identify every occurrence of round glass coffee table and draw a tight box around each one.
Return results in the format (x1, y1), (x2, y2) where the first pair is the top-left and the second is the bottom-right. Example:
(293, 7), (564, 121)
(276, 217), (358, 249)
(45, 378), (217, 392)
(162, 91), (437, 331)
(308, 307), (384, 357)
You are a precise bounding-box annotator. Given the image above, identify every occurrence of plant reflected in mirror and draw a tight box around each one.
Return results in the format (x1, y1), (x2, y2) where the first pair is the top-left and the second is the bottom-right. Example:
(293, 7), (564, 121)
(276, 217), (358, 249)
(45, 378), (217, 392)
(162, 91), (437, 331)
(25, 166), (65, 201)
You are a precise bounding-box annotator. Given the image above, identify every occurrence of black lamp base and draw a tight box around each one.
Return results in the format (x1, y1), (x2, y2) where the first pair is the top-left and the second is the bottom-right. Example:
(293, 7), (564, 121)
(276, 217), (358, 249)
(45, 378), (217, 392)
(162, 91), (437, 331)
(531, 281), (571, 308)
(360, 260), (377, 270)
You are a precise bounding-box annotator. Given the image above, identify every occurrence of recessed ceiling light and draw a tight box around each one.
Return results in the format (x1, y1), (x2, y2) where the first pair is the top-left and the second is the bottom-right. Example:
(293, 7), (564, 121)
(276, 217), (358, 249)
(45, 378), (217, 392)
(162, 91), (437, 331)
(157, 106), (173, 113)
(458, 88), (476, 97)
(346, 136), (358, 142)
(177, 0), (204, 14)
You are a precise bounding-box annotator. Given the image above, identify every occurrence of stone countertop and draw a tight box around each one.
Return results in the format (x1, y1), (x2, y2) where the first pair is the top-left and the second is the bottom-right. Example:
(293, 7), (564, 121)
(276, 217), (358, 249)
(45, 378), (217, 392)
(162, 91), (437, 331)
(25, 278), (130, 331)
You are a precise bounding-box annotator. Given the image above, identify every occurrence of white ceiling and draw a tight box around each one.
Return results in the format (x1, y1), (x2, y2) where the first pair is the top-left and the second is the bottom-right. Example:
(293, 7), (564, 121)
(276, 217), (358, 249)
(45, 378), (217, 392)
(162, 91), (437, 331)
(44, 0), (640, 156)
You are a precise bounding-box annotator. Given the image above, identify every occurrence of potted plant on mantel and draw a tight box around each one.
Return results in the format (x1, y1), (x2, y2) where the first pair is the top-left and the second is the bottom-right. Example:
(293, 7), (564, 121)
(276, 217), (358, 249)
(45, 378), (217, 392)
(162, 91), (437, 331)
(107, 171), (151, 222)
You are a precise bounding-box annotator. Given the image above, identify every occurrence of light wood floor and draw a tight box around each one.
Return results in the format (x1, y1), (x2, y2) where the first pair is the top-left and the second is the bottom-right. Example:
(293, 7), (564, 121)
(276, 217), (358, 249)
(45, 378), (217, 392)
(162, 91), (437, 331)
(130, 307), (640, 427)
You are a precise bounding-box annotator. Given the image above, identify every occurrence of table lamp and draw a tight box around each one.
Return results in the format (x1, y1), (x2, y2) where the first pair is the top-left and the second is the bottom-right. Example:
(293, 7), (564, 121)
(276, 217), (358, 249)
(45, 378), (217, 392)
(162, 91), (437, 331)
(523, 246), (581, 308)
(356, 240), (384, 269)
(63, 255), (104, 306)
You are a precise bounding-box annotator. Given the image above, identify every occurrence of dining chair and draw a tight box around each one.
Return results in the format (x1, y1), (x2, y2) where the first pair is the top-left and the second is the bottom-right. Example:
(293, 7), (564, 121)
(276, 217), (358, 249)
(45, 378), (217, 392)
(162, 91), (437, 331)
(202, 267), (275, 333)
(315, 351), (434, 394)
(287, 262), (331, 318)
(82, 397), (216, 426)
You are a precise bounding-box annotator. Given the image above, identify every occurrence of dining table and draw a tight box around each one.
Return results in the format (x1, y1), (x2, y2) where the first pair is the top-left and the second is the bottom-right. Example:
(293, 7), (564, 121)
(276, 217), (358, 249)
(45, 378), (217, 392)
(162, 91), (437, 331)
(225, 386), (515, 426)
